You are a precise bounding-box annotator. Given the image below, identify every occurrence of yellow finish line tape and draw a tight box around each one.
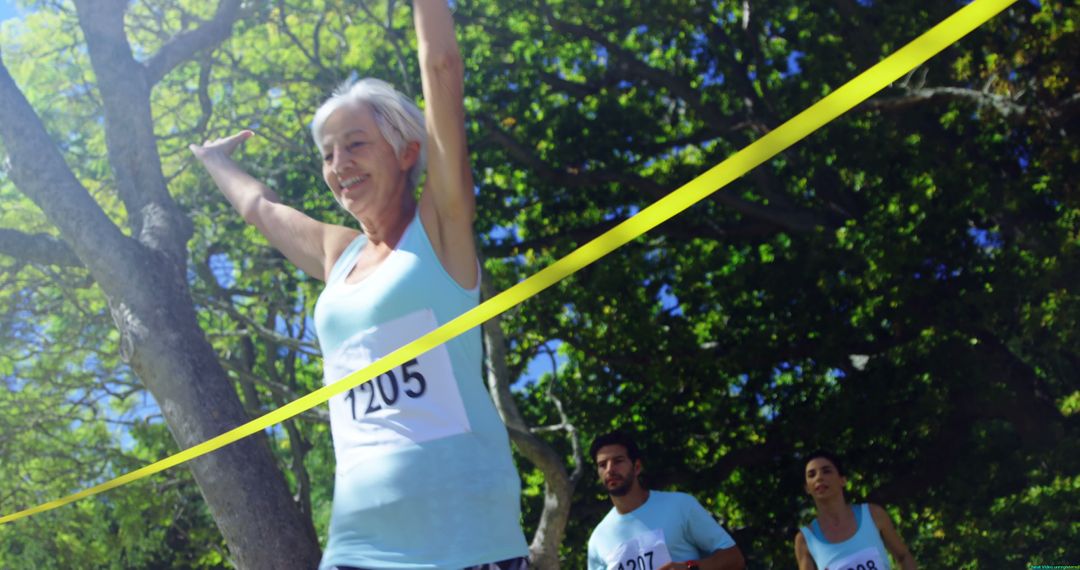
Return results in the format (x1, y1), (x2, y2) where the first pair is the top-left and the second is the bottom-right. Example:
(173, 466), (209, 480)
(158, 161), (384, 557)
(0, 0), (1017, 525)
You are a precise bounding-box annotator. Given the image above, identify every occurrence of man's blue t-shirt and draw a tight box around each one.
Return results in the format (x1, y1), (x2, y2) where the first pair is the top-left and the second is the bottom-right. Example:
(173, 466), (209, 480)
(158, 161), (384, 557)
(587, 491), (737, 570)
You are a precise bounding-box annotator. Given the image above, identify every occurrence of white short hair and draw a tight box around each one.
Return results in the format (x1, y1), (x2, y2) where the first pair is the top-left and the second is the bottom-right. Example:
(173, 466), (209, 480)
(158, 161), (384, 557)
(311, 78), (427, 192)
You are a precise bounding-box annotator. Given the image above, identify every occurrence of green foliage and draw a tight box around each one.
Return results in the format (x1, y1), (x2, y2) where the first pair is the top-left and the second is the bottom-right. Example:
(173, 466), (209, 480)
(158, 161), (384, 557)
(464, 0), (1079, 566)
(0, 260), (227, 567)
(2, 0), (1077, 567)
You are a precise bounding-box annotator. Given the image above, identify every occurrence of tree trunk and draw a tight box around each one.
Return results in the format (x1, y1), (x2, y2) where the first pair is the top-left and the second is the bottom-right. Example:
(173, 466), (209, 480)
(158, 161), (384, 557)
(481, 272), (580, 569)
(0, 1), (322, 567)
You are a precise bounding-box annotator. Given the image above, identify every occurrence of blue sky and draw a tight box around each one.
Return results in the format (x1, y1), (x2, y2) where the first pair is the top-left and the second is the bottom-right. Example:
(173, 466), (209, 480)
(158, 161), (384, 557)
(0, 1), (19, 22)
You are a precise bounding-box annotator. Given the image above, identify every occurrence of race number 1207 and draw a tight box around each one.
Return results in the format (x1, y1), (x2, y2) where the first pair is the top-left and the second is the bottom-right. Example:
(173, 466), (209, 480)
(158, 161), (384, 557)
(615, 551), (654, 570)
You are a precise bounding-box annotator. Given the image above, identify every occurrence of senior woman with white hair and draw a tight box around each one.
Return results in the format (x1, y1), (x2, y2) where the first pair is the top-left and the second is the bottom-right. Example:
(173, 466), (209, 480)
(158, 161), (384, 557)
(189, 2), (529, 568)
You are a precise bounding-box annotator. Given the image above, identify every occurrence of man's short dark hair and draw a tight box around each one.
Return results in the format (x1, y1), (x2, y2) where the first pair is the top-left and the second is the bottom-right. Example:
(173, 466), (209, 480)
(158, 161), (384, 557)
(590, 431), (642, 463)
(804, 449), (846, 477)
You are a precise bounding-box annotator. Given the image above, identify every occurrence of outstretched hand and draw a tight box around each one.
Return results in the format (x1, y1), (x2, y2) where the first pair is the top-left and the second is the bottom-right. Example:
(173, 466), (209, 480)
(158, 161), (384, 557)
(189, 130), (254, 162)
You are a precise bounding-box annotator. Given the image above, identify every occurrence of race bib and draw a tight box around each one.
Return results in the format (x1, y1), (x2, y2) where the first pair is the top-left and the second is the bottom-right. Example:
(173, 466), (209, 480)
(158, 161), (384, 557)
(829, 547), (887, 570)
(605, 529), (673, 570)
(324, 309), (472, 473)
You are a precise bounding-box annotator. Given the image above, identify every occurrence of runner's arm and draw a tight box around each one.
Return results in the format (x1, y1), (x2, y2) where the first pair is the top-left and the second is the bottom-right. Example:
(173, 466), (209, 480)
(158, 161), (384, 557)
(413, 0), (478, 288)
(697, 545), (746, 570)
(190, 131), (357, 281)
(870, 503), (917, 570)
(794, 532), (818, 570)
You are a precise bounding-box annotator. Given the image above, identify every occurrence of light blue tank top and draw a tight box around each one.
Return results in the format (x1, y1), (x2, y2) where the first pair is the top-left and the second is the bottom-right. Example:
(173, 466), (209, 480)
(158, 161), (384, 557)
(314, 210), (528, 569)
(800, 504), (891, 570)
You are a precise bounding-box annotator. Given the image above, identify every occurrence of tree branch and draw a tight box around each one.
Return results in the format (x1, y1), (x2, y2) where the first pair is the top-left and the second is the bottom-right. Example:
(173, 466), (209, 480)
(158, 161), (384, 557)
(272, 0), (336, 86)
(969, 329), (1067, 448)
(193, 57), (215, 136)
(477, 115), (831, 233)
(830, 0), (881, 71)
(537, 345), (585, 486)
(862, 86), (1029, 119)
(481, 266), (576, 568)
(0, 54), (138, 293)
(198, 295), (321, 356)
(482, 215), (778, 260)
(0, 229), (84, 267)
(74, 0), (192, 254)
(541, 3), (748, 133)
(869, 391), (978, 505)
(144, 0), (243, 86)
(220, 360), (329, 424)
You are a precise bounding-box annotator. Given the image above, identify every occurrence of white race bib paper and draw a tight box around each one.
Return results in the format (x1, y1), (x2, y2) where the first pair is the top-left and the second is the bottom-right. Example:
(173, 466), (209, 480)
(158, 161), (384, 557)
(324, 309), (472, 474)
(605, 529), (673, 570)
(829, 547), (887, 570)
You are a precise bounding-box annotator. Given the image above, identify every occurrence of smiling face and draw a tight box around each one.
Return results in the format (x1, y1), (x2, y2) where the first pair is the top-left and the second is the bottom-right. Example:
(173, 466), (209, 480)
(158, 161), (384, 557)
(319, 103), (417, 217)
(804, 457), (847, 501)
(595, 444), (641, 497)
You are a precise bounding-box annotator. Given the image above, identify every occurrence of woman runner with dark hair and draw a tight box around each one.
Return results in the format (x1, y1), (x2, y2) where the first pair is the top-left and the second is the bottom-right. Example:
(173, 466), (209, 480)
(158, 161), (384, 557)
(794, 451), (916, 570)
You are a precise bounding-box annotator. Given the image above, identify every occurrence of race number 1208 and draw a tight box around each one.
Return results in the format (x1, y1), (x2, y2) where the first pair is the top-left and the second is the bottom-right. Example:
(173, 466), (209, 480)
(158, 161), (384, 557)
(840, 561), (880, 570)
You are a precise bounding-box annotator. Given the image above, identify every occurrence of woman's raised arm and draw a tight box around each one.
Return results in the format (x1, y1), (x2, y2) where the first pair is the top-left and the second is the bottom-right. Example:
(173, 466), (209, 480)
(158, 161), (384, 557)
(190, 131), (357, 281)
(413, 0), (478, 288)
